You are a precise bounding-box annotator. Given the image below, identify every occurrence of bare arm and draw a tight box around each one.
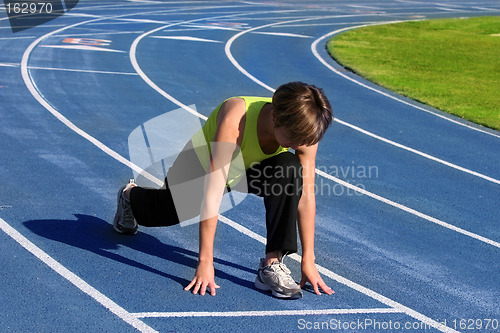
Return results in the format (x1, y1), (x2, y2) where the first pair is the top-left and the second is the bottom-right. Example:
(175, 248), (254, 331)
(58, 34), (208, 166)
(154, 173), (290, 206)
(184, 98), (245, 296)
(296, 144), (334, 295)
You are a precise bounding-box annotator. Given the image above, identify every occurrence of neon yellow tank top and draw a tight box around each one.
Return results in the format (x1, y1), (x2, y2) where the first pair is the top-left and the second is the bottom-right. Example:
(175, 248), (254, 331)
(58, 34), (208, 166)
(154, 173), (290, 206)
(191, 96), (289, 185)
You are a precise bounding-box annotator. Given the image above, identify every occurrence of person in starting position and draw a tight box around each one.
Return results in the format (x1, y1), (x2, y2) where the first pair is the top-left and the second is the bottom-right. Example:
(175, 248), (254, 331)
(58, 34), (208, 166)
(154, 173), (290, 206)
(113, 81), (334, 299)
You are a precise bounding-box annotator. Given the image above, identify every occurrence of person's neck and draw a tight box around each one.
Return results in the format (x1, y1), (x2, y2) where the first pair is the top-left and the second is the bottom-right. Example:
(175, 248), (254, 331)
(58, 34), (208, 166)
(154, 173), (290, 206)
(257, 103), (279, 153)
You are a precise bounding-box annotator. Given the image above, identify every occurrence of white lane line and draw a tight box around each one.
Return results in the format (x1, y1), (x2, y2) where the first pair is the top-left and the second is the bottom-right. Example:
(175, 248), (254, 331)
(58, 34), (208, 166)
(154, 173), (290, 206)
(0, 36), (36, 40)
(335, 118), (500, 185)
(181, 23), (242, 31)
(14, 9), (470, 333)
(311, 23), (500, 139)
(130, 20), (210, 120)
(133, 307), (403, 318)
(17, 11), (183, 332)
(127, 0), (164, 3)
(13, 5), (251, 331)
(230, 18), (500, 184)
(0, 62), (20, 67)
(0, 217), (158, 333)
(39, 44), (126, 52)
(347, 4), (383, 10)
(472, 6), (499, 11)
(225, 21), (279, 91)
(53, 31), (145, 37)
(224, 17), (500, 248)
(17, 9), (460, 333)
(150, 35), (222, 43)
(217, 216), (459, 333)
(20, 11), (197, 188)
(432, 2), (469, 12)
(130, 9), (293, 120)
(436, 7), (467, 12)
(1, 62), (138, 75)
(114, 18), (172, 24)
(274, 21), (379, 28)
(229, 18), (500, 186)
(315, 169), (500, 249)
(224, 14), (368, 92)
(0, 25), (67, 29)
(29, 66), (139, 75)
(252, 31), (312, 38)
(12, 6), (257, 332)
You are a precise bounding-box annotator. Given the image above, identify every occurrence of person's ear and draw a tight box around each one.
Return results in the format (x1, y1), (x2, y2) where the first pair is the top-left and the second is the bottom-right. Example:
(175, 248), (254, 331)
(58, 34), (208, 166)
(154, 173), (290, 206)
(271, 108), (276, 125)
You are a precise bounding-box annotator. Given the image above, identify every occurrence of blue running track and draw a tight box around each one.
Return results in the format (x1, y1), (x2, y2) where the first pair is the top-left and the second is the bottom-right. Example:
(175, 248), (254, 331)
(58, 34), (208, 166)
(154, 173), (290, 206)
(0, 1), (499, 332)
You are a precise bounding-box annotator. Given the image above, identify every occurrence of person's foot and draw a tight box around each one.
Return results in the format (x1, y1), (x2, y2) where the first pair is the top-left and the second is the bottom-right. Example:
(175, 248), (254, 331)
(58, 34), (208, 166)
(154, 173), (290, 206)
(255, 254), (302, 299)
(113, 179), (138, 235)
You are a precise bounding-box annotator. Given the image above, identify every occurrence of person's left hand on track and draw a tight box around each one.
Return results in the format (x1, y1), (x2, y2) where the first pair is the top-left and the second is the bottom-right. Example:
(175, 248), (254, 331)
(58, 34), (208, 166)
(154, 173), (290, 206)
(299, 259), (334, 295)
(184, 260), (221, 296)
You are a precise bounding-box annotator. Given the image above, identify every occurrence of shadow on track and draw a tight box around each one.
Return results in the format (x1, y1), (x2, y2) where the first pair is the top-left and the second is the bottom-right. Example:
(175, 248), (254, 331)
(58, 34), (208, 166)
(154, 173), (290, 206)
(23, 214), (257, 292)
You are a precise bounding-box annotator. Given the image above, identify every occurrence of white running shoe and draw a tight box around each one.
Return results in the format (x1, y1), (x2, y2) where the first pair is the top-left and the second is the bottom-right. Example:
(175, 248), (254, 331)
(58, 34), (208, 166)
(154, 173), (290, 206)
(255, 254), (302, 299)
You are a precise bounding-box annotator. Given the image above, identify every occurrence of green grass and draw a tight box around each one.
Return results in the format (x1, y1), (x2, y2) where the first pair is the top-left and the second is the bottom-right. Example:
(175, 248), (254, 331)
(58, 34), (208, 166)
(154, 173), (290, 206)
(327, 16), (500, 131)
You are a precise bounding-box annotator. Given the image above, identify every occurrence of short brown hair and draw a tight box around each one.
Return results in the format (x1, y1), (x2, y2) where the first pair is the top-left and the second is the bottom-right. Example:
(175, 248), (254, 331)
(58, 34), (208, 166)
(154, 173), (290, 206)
(272, 82), (333, 146)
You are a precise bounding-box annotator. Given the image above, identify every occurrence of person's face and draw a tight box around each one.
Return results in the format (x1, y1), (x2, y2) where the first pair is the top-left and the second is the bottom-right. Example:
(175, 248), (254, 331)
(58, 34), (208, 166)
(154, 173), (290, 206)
(274, 126), (300, 150)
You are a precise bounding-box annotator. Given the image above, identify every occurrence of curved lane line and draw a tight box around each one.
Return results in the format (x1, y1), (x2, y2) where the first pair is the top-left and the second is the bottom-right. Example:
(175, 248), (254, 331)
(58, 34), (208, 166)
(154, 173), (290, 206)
(129, 9), (302, 120)
(311, 23), (500, 139)
(227, 18), (500, 185)
(333, 117), (500, 185)
(224, 15), (500, 249)
(314, 169), (500, 249)
(15, 6), (244, 332)
(130, 20), (210, 120)
(217, 215), (460, 333)
(130, 13), (461, 333)
(18, 11), (174, 333)
(20, 17), (164, 187)
(9, 7), (487, 333)
(225, 14), (360, 92)
(0, 217), (157, 333)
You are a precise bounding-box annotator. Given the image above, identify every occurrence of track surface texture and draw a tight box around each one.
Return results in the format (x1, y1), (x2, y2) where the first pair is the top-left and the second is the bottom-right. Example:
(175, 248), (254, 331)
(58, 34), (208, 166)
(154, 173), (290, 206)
(0, 1), (499, 332)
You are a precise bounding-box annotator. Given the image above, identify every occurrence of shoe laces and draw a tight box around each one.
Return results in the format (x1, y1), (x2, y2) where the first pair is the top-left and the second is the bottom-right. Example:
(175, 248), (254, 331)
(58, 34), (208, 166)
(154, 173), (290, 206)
(270, 258), (294, 284)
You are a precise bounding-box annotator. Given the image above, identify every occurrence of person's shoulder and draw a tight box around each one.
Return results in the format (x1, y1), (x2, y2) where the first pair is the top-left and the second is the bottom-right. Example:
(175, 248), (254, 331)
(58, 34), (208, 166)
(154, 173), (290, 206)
(222, 97), (246, 112)
(217, 97), (246, 125)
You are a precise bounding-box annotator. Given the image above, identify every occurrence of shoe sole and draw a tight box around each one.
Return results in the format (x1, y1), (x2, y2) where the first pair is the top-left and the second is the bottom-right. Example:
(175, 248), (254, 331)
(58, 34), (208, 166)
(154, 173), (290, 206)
(254, 274), (302, 300)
